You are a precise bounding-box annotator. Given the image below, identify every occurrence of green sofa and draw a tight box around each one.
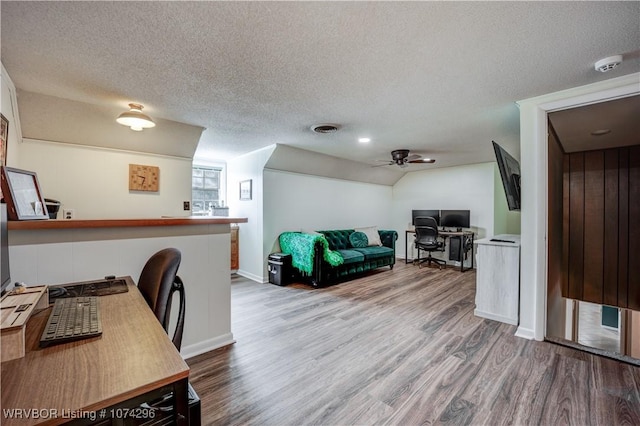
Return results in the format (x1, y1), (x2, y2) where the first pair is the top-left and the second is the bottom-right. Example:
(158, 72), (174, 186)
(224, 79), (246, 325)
(279, 229), (398, 287)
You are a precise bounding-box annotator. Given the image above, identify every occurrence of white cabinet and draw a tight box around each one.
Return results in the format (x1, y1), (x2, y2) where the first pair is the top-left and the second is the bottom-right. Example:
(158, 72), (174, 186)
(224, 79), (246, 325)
(474, 234), (520, 325)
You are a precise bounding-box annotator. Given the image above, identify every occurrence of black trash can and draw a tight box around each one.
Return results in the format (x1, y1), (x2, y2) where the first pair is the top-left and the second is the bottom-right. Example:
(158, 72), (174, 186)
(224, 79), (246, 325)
(268, 253), (293, 286)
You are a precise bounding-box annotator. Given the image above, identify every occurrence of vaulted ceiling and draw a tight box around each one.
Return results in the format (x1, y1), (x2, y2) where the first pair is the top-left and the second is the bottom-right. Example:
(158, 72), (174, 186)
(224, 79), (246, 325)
(2, 1), (638, 169)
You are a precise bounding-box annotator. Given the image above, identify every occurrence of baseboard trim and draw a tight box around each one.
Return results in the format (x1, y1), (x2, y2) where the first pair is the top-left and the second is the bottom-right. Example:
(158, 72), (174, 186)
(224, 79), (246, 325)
(182, 333), (235, 360)
(474, 309), (517, 326)
(237, 269), (267, 283)
(515, 326), (535, 340)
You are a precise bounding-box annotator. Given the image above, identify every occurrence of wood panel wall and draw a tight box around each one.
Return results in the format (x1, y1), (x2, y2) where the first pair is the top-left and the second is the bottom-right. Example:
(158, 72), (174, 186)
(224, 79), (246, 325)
(562, 145), (640, 310)
(547, 123), (567, 338)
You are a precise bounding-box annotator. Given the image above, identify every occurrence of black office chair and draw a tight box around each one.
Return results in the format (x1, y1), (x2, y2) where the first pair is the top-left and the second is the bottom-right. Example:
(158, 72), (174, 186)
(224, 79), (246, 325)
(137, 249), (201, 425)
(414, 216), (446, 269)
(138, 248), (186, 350)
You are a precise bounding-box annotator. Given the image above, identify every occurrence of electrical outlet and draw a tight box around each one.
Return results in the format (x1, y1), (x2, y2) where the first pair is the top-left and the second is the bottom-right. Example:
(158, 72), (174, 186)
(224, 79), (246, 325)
(183, 201), (190, 211)
(63, 209), (75, 220)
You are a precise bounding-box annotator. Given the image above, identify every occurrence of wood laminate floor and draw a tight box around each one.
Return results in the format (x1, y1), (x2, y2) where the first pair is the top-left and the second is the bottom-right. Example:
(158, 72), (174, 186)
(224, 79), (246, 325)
(187, 262), (640, 425)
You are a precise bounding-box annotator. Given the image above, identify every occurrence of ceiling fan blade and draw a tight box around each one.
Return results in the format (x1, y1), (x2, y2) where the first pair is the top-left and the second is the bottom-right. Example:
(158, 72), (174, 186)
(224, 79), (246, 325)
(372, 162), (393, 167)
(408, 158), (436, 164)
(405, 154), (422, 162)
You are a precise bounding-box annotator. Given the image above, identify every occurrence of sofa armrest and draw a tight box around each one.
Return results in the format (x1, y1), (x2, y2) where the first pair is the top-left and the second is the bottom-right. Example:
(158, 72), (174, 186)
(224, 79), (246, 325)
(378, 230), (398, 249)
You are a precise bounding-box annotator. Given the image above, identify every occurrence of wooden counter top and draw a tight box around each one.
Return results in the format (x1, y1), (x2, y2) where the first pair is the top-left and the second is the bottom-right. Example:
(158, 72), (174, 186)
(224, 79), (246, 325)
(8, 216), (247, 230)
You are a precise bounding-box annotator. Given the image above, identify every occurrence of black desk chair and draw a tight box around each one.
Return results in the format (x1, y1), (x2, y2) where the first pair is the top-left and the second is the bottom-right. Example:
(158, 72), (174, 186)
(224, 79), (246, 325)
(138, 248), (201, 425)
(138, 248), (185, 350)
(414, 216), (446, 269)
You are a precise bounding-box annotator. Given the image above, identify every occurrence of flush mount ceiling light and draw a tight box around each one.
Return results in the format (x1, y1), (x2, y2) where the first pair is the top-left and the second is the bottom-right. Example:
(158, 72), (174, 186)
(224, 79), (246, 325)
(311, 123), (340, 134)
(116, 103), (155, 131)
(594, 55), (623, 72)
(358, 137), (371, 143)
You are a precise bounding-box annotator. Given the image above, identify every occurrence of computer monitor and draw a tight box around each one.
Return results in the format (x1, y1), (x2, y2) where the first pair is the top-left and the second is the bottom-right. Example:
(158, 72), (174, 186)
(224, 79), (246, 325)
(440, 210), (470, 229)
(1, 203), (11, 295)
(412, 209), (440, 226)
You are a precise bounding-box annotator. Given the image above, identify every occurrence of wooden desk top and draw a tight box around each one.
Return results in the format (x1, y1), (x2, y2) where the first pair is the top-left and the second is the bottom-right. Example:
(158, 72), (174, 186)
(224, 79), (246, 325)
(1, 277), (189, 426)
(406, 229), (474, 236)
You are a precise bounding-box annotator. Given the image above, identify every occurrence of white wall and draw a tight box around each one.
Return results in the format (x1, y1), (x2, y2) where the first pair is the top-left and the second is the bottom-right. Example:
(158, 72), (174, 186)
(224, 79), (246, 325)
(1, 63), (22, 167)
(392, 162), (502, 260)
(17, 139), (192, 219)
(3, 62), (193, 220)
(234, 150), (519, 282)
(9, 224), (234, 358)
(229, 147), (394, 283)
(493, 165), (521, 235)
(227, 145), (276, 282)
(263, 169), (393, 276)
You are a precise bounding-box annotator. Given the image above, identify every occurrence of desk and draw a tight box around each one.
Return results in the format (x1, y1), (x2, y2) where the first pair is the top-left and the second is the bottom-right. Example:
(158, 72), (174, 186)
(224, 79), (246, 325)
(1, 277), (190, 425)
(405, 229), (475, 272)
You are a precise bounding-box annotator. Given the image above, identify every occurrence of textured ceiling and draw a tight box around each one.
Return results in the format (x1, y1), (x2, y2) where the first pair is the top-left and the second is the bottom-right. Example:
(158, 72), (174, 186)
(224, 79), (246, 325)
(1, 1), (639, 170)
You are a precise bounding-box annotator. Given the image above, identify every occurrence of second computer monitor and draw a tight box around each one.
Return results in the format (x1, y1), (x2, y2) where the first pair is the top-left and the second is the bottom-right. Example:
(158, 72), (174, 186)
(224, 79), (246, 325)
(412, 210), (440, 226)
(440, 210), (470, 229)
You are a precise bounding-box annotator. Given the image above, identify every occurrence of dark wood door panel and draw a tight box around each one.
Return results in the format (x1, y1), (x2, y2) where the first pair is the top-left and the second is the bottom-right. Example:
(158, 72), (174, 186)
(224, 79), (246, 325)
(627, 146), (640, 310)
(618, 149), (629, 308)
(603, 149), (619, 306)
(562, 145), (639, 309)
(583, 151), (604, 304)
(567, 153), (585, 300)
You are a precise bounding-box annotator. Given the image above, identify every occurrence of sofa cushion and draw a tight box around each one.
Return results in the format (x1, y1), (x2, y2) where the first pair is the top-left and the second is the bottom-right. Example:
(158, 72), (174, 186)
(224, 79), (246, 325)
(318, 230), (353, 250)
(354, 226), (382, 246)
(353, 246), (394, 261)
(349, 231), (368, 248)
(337, 249), (366, 265)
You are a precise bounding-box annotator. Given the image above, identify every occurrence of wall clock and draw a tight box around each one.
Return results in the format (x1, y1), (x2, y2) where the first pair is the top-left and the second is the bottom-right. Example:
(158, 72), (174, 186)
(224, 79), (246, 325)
(129, 164), (159, 192)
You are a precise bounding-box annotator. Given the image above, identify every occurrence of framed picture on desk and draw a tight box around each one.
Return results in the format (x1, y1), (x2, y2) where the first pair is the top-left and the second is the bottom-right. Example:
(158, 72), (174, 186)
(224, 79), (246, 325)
(0, 166), (49, 220)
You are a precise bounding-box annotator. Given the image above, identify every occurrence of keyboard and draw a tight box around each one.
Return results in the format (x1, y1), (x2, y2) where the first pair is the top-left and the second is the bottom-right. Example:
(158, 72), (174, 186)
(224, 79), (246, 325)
(39, 297), (102, 348)
(49, 278), (128, 303)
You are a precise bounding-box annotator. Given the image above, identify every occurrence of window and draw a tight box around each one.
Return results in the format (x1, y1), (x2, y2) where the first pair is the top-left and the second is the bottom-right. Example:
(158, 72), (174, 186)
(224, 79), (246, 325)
(192, 167), (221, 214)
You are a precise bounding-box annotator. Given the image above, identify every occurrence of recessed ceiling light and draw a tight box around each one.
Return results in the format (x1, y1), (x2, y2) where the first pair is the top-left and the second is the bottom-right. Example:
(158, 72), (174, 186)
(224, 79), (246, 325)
(358, 137), (371, 143)
(590, 129), (611, 136)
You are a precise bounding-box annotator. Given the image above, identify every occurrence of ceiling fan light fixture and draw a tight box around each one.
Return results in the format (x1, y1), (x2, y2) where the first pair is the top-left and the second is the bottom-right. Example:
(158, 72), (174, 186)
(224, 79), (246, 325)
(117, 103), (155, 131)
(379, 149), (436, 167)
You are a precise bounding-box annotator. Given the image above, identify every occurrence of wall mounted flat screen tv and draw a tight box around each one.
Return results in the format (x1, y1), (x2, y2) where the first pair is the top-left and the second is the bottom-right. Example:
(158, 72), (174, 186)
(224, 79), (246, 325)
(412, 209), (440, 225)
(440, 210), (471, 229)
(492, 141), (521, 211)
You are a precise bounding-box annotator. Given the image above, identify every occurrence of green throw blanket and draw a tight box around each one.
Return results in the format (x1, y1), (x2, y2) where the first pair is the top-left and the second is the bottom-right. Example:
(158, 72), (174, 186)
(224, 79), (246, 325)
(279, 232), (343, 275)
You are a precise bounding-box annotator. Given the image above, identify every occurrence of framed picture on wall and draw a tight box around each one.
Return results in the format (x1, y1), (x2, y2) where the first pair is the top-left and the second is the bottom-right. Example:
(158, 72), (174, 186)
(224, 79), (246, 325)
(1, 114), (8, 167)
(239, 179), (252, 201)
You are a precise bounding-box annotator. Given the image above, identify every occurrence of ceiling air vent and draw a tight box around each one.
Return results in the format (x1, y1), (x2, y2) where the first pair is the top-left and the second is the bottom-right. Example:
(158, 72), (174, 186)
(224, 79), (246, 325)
(311, 124), (340, 134)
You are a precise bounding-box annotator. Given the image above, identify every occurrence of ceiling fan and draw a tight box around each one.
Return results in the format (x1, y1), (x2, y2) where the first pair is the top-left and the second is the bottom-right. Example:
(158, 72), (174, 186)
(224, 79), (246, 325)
(375, 149), (436, 168)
